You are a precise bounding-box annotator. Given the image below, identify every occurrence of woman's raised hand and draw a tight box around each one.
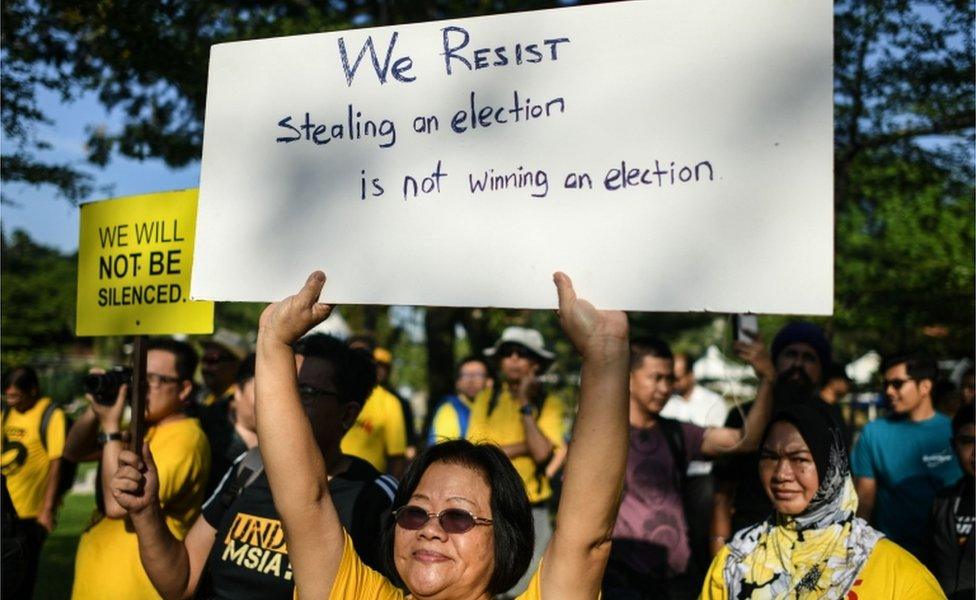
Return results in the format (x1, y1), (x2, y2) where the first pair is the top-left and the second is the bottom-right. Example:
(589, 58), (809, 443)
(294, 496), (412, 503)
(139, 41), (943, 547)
(553, 272), (628, 360)
(258, 271), (334, 346)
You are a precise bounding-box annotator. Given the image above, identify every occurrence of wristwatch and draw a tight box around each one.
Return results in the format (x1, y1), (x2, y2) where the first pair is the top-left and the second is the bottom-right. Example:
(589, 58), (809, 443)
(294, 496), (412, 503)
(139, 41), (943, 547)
(97, 431), (125, 445)
(519, 404), (536, 417)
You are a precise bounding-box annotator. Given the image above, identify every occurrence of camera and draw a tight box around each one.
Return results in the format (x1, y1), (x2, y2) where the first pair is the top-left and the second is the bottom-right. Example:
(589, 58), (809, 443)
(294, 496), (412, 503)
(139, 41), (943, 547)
(84, 366), (132, 406)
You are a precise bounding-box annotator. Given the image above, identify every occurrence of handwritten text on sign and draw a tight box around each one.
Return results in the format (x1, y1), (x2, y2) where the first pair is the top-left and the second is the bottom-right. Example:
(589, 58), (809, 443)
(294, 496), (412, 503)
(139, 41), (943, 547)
(193, 1), (833, 314)
(77, 190), (214, 336)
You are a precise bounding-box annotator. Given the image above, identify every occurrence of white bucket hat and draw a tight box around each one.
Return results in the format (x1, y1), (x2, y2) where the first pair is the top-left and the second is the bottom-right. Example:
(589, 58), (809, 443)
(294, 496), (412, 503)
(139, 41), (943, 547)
(484, 326), (555, 361)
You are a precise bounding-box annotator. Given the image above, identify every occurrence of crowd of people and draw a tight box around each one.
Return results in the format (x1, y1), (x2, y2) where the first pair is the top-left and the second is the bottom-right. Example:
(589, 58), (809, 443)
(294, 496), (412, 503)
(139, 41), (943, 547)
(1, 270), (973, 599)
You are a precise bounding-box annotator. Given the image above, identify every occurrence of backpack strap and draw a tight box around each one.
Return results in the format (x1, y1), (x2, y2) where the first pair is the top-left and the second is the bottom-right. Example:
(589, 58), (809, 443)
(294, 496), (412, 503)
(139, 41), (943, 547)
(39, 401), (58, 452)
(448, 395), (471, 438)
(217, 447), (264, 510)
(657, 417), (687, 489)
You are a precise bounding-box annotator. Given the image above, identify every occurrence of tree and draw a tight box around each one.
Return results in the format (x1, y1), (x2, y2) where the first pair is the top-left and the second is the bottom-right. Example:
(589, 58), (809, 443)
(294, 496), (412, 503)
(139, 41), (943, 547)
(1, 230), (79, 354)
(833, 0), (975, 355)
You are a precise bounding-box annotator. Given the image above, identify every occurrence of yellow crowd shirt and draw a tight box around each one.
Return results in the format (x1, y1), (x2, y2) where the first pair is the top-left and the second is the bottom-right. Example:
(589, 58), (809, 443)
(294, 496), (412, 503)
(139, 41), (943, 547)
(429, 395), (474, 443)
(341, 386), (406, 473)
(71, 417), (211, 600)
(466, 389), (565, 505)
(314, 530), (543, 599)
(1, 397), (65, 519)
(701, 539), (946, 600)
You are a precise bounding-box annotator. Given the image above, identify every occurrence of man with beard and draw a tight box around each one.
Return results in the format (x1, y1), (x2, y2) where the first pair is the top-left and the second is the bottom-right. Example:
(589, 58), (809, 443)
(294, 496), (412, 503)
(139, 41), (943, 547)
(709, 322), (845, 555)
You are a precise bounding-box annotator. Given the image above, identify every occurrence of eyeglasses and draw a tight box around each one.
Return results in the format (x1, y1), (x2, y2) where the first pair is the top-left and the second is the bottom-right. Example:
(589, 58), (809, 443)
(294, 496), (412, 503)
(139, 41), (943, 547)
(882, 378), (915, 391)
(393, 505), (493, 534)
(146, 373), (181, 387)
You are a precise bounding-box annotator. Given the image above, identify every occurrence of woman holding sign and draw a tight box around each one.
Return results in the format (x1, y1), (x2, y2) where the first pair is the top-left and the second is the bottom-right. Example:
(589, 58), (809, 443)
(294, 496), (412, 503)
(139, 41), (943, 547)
(256, 271), (628, 599)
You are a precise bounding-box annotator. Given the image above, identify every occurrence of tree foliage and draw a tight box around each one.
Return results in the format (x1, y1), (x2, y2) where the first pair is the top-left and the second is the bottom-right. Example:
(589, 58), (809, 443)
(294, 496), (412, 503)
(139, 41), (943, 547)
(833, 0), (975, 355)
(0, 230), (79, 353)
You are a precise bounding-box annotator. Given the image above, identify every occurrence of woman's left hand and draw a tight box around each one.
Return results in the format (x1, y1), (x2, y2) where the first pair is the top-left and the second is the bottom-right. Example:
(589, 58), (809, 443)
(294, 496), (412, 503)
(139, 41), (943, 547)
(258, 271), (334, 346)
(553, 272), (628, 360)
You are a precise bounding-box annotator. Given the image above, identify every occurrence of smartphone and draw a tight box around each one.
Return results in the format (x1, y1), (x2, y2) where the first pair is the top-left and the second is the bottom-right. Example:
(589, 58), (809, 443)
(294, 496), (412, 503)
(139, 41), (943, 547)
(733, 314), (759, 342)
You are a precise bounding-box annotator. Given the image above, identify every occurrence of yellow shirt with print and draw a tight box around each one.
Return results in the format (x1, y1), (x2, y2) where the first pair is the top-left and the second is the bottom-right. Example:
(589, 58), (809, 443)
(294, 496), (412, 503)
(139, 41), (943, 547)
(466, 389), (565, 505)
(307, 530), (543, 599)
(701, 538), (945, 600)
(1, 397), (65, 519)
(341, 386), (406, 473)
(72, 417), (210, 600)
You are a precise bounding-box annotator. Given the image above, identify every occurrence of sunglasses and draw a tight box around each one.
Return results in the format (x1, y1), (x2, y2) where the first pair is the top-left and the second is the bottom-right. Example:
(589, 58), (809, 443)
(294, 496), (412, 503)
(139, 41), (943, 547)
(298, 384), (338, 400)
(498, 345), (533, 360)
(882, 378), (915, 391)
(393, 505), (493, 534)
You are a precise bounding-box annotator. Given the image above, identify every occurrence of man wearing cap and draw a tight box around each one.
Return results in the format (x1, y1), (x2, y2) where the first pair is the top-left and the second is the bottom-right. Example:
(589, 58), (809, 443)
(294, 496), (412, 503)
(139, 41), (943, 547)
(341, 336), (408, 478)
(466, 326), (566, 596)
(195, 329), (249, 497)
(710, 321), (847, 555)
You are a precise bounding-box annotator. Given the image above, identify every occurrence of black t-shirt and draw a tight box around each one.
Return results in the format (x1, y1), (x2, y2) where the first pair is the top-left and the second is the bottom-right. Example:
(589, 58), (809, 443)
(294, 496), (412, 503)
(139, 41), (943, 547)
(196, 451), (396, 599)
(713, 394), (849, 533)
(955, 478), (974, 546)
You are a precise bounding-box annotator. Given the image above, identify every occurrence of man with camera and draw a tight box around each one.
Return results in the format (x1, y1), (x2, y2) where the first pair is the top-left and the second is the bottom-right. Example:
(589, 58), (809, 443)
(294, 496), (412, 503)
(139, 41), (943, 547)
(107, 334), (395, 599)
(67, 338), (210, 599)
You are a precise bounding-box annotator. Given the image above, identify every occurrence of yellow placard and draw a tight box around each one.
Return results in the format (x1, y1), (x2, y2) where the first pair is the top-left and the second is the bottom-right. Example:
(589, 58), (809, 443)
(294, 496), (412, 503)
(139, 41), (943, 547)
(76, 189), (214, 336)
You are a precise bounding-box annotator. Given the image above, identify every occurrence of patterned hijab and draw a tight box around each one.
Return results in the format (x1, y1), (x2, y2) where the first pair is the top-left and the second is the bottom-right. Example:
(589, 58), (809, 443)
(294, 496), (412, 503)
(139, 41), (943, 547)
(723, 404), (884, 599)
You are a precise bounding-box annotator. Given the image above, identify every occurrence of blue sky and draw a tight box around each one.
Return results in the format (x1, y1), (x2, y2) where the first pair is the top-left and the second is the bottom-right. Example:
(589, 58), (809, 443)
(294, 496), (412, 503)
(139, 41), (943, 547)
(1, 88), (200, 253)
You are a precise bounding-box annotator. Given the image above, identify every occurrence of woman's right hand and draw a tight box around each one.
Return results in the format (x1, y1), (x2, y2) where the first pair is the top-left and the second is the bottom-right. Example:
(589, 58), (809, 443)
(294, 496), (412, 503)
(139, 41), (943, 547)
(258, 271), (334, 346)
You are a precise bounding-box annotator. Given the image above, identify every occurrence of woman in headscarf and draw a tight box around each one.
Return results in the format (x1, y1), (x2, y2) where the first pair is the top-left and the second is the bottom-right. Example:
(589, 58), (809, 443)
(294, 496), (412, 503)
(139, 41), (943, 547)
(702, 403), (944, 599)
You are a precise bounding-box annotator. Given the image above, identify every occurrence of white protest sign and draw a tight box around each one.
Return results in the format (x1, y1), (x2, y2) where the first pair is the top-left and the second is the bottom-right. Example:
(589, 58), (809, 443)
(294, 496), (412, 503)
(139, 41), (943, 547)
(193, 0), (833, 314)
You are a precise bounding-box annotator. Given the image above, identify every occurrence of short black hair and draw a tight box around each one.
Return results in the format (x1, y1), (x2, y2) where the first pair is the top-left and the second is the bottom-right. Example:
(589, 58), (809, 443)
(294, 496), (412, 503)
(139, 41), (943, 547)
(672, 352), (697, 372)
(881, 353), (938, 385)
(824, 362), (851, 383)
(455, 356), (492, 380)
(953, 402), (975, 438)
(236, 353), (256, 386)
(3, 366), (40, 395)
(629, 337), (673, 372)
(347, 334), (377, 353)
(294, 334), (376, 406)
(380, 440), (533, 594)
(147, 338), (199, 383)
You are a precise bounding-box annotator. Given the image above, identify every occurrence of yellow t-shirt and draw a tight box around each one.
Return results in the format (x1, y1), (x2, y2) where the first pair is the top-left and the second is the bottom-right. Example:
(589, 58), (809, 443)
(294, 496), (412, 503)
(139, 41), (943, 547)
(71, 417), (211, 600)
(429, 395), (473, 443)
(341, 386), (406, 473)
(702, 538), (946, 600)
(1, 397), (65, 519)
(318, 530), (542, 599)
(466, 389), (564, 504)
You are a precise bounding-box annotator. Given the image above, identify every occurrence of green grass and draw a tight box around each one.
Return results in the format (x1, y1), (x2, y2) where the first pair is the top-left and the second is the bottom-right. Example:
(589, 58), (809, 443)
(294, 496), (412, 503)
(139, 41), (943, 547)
(34, 470), (97, 599)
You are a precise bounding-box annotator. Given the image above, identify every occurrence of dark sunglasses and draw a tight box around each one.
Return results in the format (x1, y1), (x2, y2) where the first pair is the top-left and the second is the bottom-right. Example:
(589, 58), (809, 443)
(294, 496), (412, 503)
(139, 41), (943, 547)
(393, 505), (493, 534)
(882, 378), (915, 391)
(498, 344), (532, 360)
(202, 353), (236, 365)
(298, 384), (338, 400)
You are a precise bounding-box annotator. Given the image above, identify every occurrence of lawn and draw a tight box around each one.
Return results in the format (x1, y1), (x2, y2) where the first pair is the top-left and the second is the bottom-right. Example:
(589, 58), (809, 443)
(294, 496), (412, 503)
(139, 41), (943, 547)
(33, 469), (97, 599)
